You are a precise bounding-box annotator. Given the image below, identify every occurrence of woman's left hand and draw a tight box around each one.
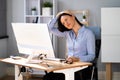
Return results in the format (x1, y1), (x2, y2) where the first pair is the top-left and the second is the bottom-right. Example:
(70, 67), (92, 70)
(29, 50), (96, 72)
(66, 56), (79, 64)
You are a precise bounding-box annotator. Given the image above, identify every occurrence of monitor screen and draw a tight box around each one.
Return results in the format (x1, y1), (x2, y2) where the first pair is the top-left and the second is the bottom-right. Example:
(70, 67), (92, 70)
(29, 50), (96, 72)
(12, 23), (55, 58)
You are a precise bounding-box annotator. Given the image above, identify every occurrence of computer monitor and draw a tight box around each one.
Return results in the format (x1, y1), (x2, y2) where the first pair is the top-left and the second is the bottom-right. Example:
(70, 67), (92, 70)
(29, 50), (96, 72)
(12, 23), (55, 58)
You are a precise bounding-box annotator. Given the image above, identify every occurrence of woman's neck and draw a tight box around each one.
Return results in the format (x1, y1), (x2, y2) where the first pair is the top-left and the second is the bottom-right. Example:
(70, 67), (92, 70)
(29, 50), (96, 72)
(72, 21), (81, 36)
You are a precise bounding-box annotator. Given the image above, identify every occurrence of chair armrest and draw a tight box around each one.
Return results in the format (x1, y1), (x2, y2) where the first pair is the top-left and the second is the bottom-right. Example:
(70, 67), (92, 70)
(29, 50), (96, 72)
(90, 58), (98, 66)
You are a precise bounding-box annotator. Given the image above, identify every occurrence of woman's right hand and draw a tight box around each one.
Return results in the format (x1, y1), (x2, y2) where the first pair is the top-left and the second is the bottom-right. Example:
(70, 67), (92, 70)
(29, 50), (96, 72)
(56, 10), (73, 18)
(65, 56), (80, 64)
(65, 57), (73, 64)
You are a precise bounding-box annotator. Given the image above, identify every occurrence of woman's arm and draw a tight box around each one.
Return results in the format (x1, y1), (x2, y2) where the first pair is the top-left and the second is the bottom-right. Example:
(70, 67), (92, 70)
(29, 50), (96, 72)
(48, 17), (67, 37)
(80, 30), (95, 62)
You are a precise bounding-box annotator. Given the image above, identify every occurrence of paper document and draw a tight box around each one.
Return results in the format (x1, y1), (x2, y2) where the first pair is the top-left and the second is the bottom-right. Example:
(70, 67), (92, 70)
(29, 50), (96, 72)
(44, 58), (65, 61)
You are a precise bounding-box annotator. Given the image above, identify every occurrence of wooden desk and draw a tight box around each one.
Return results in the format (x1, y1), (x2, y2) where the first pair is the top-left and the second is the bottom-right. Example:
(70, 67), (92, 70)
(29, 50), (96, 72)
(0, 57), (92, 80)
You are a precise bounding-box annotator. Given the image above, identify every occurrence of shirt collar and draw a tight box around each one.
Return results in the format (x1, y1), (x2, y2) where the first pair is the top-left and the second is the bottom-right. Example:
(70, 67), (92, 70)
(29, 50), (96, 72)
(69, 26), (85, 38)
(78, 26), (86, 33)
(71, 26), (85, 34)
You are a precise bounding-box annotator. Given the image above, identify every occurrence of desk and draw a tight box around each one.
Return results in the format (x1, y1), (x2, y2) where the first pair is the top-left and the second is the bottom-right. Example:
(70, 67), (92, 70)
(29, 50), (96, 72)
(0, 57), (92, 80)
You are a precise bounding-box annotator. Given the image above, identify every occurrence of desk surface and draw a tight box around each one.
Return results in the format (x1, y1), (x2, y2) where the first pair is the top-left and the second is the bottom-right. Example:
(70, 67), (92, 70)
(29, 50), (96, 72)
(0, 57), (92, 72)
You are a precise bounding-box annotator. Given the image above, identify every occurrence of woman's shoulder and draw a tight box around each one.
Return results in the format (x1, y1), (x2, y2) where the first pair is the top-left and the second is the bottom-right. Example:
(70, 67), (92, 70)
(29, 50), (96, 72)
(83, 26), (95, 37)
(84, 26), (94, 33)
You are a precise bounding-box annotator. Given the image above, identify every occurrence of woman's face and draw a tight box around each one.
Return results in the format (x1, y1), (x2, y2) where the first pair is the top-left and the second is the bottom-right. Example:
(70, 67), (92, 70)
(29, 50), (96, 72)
(60, 15), (75, 29)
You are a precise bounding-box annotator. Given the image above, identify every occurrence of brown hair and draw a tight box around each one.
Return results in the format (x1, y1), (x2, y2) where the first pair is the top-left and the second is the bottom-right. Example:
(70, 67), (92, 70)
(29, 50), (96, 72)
(57, 13), (83, 32)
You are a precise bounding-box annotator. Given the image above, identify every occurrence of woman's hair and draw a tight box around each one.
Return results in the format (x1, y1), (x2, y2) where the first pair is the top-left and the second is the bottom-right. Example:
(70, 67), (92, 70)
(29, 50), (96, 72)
(57, 13), (83, 32)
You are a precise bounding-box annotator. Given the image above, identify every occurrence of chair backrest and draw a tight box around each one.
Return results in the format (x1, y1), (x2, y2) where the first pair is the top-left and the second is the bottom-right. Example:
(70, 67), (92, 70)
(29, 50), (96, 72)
(86, 26), (101, 60)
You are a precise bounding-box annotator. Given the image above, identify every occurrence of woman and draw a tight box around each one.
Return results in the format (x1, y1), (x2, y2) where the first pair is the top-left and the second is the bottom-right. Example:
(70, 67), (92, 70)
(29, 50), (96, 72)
(46, 10), (95, 80)
(48, 10), (95, 63)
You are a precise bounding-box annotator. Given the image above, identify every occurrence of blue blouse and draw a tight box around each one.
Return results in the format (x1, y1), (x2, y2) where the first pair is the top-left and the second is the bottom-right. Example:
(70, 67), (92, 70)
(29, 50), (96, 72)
(48, 17), (95, 62)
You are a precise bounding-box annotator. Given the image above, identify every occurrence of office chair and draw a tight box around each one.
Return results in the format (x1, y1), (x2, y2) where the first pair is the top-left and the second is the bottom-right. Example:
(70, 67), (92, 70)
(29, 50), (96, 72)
(90, 39), (101, 80)
(76, 26), (101, 80)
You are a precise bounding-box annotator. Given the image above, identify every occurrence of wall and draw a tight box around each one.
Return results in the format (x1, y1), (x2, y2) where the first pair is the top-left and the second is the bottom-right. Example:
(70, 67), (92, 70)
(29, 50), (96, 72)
(5, 0), (24, 76)
(0, 39), (7, 77)
(7, 0), (24, 57)
(0, 0), (7, 37)
(0, 0), (8, 78)
(58, 0), (120, 26)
